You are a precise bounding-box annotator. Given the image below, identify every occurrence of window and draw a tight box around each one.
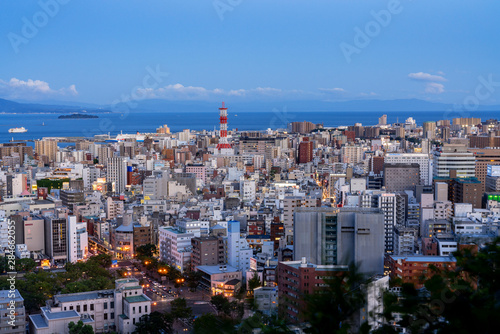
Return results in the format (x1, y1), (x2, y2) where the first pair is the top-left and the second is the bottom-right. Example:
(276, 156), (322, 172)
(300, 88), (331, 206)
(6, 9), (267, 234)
(70, 306), (73, 310)
(110, 301), (114, 309)
(133, 307), (136, 314)
(145, 306), (148, 313)
(90, 304), (94, 311)
(77, 305), (80, 312)
(133, 318), (136, 324)
(83, 305), (87, 312)
(104, 302), (108, 310)
(139, 306), (142, 313)
(104, 313), (108, 320)
(64, 307), (67, 311)
(111, 312), (114, 320)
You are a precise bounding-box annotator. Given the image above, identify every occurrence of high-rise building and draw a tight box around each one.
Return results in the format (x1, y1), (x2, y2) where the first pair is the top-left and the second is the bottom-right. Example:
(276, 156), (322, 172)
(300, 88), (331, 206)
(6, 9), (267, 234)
(341, 145), (364, 164)
(298, 137), (313, 163)
(43, 215), (68, 265)
(107, 156), (127, 194)
(35, 139), (58, 163)
(293, 207), (384, 275)
(227, 220), (253, 278)
(378, 114), (387, 126)
(433, 143), (475, 179)
(191, 236), (225, 269)
(67, 216), (88, 263)
(282, 196), (317, 243)
(384, 163), (420, 192)
(423, 121), (436, 139)
(385, 153), (433, 185)
(468, 148), (500, 192)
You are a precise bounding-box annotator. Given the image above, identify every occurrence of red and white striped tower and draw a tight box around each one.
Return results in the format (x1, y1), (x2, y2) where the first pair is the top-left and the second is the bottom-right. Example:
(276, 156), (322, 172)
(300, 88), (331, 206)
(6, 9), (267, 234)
(216, 102), (233, 155)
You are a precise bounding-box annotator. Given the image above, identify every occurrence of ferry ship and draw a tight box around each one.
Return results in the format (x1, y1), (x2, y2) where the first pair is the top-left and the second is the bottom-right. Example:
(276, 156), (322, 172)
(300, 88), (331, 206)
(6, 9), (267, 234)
(8, 127), (28, 133)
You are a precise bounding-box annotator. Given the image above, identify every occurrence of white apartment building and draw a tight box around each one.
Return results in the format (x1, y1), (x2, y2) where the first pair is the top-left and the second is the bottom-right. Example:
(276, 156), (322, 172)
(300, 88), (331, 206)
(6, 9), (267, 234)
(107, 156), (127, 194)
(159, 221), (201, 272)
(385, 153), (433, 185)
(227, 220), (253, 278)
(68, 216), (89, 263)
(240, 179), (256, 202)
(29, 278), (151, 334)
(433, 144), (475, 178)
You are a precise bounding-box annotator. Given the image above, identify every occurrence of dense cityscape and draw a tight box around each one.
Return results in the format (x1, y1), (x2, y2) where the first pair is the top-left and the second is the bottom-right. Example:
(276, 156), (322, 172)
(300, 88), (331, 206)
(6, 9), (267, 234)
(1, 105), (499, 333)
(1, 1), (499, 334)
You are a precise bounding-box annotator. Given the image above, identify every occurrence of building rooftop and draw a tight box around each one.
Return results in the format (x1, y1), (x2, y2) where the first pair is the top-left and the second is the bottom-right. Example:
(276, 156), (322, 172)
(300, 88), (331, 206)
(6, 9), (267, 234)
(43, 308), (80, 320)
(197, 264), (239, 275)
(0, 289), (23, 302)
(124, 295), (150, 303)
(29, 314), (49, 329)
(55, 290), (114, 303)
(390, 255), (456, 262)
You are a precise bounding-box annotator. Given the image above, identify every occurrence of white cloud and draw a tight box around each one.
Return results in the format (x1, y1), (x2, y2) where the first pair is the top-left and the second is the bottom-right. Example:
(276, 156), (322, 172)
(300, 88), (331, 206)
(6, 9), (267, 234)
(135, 83), (291, 100)
(408, 72), (447, 82)
(0, 77), (78, 100)
(425, 82), (445, 94)
(319, 87), (346, 93)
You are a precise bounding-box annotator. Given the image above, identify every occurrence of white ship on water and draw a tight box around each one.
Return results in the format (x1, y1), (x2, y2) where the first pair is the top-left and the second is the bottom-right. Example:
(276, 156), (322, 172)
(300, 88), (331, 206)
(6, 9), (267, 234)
(8, 127), (28, 133)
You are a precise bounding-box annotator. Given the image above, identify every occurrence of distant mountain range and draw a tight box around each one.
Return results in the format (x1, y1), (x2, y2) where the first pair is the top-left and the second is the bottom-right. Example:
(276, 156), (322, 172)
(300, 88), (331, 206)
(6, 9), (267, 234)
(0, 98), (111, 114)
(1, 97), (499, 114)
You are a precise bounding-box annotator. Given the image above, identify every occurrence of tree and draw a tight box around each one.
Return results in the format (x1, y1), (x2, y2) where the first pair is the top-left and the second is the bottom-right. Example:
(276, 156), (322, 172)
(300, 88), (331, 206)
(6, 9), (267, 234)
(301, 264), (366, 334)
(379, 239), (500, 334)
(68, 320), (94, 334)
(193, 313), (234, 334)
(136, 244), (157, 259)
(170, 298), (193, 320)
(184, 270), (203, 291)
(211, 294), (230, 315)
(133, 312), (173, 334)
(88, 254), (112, 268)
(247, 273), (261, 296)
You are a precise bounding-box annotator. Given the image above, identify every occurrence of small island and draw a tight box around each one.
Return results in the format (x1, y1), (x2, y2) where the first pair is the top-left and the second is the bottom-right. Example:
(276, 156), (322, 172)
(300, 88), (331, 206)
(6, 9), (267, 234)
(58, 114), (99, 119)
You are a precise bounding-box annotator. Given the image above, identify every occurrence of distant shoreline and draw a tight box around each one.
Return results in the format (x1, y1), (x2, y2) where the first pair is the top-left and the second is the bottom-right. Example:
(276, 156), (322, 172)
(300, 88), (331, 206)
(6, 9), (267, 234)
(58, 114), (99, 119)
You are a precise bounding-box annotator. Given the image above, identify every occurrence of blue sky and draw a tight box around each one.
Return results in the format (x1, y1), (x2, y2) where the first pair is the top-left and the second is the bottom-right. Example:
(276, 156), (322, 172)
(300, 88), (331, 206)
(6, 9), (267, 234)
(0, 0), (499, 105)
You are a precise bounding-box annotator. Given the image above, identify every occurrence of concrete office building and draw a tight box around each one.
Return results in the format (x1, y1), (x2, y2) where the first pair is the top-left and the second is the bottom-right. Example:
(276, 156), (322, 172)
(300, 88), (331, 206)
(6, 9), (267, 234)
(293, 207), (384, 275)
(384, 163), (420, 192)
(43, 215), (68, 265)
(0, 290), (26, 334)
(191, 236), (225, 269)
(433, 143), (475, 179)
(385, 153), (433, 185)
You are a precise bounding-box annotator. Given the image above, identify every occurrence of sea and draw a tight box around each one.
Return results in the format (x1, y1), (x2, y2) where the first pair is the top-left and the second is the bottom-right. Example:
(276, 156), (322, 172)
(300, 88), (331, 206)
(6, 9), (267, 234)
(1, 110), (500, 146)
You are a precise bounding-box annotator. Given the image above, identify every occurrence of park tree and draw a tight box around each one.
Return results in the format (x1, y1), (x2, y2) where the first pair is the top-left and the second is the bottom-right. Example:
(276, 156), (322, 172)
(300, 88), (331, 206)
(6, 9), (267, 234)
(170, 298), (193, 320)
(133, 312), (173, 334)
(136, 244), (157, 259)
(68, 320), (94, 334)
